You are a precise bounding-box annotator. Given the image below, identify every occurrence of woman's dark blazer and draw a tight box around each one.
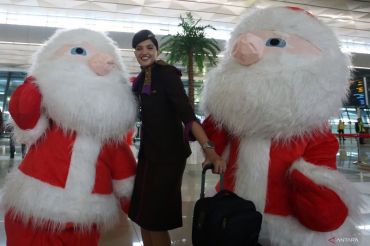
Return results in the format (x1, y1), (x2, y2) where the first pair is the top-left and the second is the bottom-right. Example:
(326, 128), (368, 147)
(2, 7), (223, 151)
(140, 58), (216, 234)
(134, 61), (197, 163)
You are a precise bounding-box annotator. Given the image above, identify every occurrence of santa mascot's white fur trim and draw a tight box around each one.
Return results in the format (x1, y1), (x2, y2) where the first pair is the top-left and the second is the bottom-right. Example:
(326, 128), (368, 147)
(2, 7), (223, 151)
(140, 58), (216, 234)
(262, 159), (364, 246)
(290, 159), (363, 221)
(235, 138), (270, 212)
(2, 169), (123, 232)
(262, 214), (362, 246)
(113, 176), (135, 198)
(2, 135), (135, 232)
(10, 115), (48, 146)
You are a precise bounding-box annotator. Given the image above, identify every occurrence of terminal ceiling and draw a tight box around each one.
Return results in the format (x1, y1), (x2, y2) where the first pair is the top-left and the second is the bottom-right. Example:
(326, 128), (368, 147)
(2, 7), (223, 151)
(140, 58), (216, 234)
(0, 0), (369, 72)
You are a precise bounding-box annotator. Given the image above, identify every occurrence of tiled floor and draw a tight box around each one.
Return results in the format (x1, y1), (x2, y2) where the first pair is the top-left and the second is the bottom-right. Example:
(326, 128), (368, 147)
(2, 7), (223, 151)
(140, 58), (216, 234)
(0, 137), (369, 246)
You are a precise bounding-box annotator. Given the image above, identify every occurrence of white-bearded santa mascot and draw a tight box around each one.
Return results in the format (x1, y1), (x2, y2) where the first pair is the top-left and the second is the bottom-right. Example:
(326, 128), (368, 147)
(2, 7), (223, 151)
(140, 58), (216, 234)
(1, 28), (137, 246)
(201, 7), (362, 246)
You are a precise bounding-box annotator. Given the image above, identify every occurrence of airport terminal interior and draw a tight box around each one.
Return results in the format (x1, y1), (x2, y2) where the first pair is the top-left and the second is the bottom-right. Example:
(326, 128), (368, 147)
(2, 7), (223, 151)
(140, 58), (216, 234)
(1, 0), (370, 245)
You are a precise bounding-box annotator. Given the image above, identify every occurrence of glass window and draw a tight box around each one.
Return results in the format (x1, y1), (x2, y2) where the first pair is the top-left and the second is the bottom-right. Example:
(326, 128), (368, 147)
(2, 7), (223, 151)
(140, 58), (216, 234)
(0, 71), (27, 122)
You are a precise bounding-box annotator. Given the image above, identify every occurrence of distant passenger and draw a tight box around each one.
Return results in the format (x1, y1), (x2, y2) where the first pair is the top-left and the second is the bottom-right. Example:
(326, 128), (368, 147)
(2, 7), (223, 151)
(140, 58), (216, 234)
(337, 119), (345, 142)
(355, 117), (365, 144)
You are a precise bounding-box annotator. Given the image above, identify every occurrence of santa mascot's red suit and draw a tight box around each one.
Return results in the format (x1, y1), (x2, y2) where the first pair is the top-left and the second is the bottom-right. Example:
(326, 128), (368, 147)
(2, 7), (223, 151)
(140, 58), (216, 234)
(201, 7), (362, 246)
(1, 29), (137, 246)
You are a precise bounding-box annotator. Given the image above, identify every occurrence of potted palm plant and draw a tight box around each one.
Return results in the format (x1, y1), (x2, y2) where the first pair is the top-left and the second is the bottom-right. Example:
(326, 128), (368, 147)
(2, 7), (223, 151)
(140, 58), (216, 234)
(161, 12), (220, 109)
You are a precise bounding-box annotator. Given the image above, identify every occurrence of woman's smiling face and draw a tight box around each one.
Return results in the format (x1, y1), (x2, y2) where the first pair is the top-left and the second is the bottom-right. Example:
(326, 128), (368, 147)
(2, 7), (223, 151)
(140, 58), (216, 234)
(134, 39), (158, 68)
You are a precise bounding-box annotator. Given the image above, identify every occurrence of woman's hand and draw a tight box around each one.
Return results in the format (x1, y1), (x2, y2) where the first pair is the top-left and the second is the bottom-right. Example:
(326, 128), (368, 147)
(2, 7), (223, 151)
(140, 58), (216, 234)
(189, 121), (227, 173)
(202, 148), (227, 174)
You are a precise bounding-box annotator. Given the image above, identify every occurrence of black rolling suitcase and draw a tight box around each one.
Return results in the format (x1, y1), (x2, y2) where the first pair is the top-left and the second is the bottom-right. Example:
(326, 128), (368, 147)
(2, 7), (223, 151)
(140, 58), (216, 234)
(192, 164), (262, 246)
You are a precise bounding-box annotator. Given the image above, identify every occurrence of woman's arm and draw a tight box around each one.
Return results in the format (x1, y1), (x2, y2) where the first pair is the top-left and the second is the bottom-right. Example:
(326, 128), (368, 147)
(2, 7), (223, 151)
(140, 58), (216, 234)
(191, 121), (226, 174)
(161, 65), (226, 173)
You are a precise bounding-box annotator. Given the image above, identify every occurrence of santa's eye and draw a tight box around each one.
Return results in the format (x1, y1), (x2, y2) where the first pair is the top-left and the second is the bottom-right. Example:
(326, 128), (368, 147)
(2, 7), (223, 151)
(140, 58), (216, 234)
(70, 47), (87, 56)
(266, 38), (286, 48)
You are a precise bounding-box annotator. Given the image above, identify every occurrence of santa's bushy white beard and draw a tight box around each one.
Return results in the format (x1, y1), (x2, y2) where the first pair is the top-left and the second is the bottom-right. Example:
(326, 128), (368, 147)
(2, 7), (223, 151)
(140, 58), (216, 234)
(201, 53), (349, 140)
(32, 60), (137, 142)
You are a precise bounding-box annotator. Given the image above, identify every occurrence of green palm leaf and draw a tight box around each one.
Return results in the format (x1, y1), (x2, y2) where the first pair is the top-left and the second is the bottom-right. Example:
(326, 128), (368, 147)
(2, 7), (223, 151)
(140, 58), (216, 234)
(160, 12), (220, 109)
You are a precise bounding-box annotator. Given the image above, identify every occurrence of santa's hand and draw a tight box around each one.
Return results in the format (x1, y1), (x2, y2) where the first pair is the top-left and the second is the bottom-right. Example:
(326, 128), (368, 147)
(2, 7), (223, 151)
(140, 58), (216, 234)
(202, 149), (226, 174)
(9, 76), (42, 130)
(289, 170), (348, 232)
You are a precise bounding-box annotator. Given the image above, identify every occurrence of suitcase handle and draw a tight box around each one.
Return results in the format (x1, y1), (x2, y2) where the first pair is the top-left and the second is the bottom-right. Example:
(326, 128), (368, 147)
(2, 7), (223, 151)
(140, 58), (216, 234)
(200, 163), (224, 199)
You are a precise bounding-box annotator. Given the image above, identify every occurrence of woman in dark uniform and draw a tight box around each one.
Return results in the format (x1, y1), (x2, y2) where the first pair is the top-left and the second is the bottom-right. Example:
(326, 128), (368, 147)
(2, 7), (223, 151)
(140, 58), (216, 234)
(128, 30), (226, 246)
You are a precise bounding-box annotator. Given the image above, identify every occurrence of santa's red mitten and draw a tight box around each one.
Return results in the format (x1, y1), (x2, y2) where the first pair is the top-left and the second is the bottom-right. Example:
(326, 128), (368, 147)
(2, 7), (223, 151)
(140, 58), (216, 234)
(289, 169), (348, 232)
(9, 76), (42, 130)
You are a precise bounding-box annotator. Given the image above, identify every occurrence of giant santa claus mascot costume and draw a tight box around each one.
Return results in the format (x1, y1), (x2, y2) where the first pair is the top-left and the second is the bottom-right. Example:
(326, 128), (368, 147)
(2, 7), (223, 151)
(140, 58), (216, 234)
(201, 6), (362, 246)
(1, 28), (137, 245)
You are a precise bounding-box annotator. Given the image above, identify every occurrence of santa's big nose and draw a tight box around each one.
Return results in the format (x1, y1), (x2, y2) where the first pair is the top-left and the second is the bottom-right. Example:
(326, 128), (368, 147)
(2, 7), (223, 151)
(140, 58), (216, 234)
(88, 53), (115, 76)
(232, 33), (264, 66)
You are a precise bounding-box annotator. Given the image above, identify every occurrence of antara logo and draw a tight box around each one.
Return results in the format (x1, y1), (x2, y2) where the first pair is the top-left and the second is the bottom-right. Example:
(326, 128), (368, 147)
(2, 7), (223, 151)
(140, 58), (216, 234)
(328, 237), (336, 244)
(328, 236), (359, 244)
